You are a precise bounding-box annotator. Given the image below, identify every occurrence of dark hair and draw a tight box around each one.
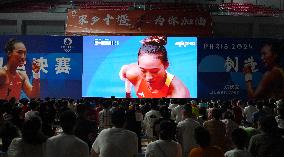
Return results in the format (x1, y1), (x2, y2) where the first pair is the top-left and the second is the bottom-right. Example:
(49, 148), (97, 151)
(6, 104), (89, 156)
(259, 116), (278, 134)
(212, 108), (222, 120)
(278, 106), (284, 118)
(138, 36), (168, 64)
(159, 120), (176, 141)
(223, 111), (234, 120)
(194, 126), (210, 148)
(183, 105), (192, 116)
(159, 105), (171, 119)
(29, 100), (38, 110)
(111, 110), (126, 128)
(22, 116), (47, 145)
(231, 128), (248, 149)
(4, 38), (24, 54)
(262, 41), (284, 64)
(60, 110), (77, 134)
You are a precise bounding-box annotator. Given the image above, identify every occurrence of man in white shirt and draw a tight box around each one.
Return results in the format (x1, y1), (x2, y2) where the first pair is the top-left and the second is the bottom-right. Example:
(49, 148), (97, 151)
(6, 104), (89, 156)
(99, 103), (112, 131)
(171, 102), (184, 123)
(91, 110), (138, 157)
(243, 101), (257, 125)
(46, 110), (89, 157)
(143, 104), (161, 140)
(177, 105), (200, 157)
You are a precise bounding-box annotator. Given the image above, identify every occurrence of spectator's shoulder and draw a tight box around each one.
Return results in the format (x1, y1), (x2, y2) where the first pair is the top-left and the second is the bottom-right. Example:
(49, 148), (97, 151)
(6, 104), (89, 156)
(177, 120), (186, 127)
(11, 138), (23, 145)
(47, 134), (61, 143)
(75, 136), (88, 147)
(125, 129), (137, 137)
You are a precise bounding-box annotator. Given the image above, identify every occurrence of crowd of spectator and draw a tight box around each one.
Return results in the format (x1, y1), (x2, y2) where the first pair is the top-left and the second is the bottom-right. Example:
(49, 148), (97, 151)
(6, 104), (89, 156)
(0, 97), (283, 157)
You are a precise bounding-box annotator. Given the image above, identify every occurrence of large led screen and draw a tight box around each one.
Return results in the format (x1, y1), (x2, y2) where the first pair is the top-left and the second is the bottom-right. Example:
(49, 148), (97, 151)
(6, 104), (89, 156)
(0, 36), (82, 100)
(83, 36), (197, 98)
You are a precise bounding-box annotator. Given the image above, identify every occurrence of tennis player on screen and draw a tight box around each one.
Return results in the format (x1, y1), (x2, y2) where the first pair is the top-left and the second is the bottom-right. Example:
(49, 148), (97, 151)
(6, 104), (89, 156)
(0, 38), (40, 101)
(119, 36), (190, 98)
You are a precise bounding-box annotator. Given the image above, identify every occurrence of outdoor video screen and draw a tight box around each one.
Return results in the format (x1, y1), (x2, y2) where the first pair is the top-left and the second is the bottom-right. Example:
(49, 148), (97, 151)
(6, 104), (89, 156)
(83, 36), (197, 98)
(0, 36), (82, 100)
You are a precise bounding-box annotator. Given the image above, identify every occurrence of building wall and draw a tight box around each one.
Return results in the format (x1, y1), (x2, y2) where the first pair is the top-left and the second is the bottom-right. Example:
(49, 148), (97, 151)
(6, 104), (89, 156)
(0, 11), (283, 37)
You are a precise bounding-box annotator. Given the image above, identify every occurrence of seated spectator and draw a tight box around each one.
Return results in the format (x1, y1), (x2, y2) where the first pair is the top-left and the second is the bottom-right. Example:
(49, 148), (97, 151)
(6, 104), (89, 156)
(146, 120), (182, 157)
(177, 105), (200, 157)
(8, 116), (47, 157)
(189, 126), (224, 157)
(91, 110), (138, 157)
(225, 128), (252, 157)
(46, 110), (89, 157)
(249, 116), (284, 157)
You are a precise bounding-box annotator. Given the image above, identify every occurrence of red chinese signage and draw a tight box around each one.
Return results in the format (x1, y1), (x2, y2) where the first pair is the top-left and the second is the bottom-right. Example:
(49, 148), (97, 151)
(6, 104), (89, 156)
(66, 9), (213, 36)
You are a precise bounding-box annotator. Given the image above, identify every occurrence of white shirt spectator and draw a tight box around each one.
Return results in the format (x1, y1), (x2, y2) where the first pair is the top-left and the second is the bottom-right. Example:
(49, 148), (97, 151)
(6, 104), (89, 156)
(169, 103), (179, 110)
(8, 138), (46, 157)
(143, 109), (161, 139)
(92, 127), (138, 157)
(225, 148), (253, 157)
(25, 110), (39, 120)
(171, 105), (184, 123)
(244, 105), (257, 123)
(275, 115), (284, 129)
(146, 140), (182, 157)
(177, 118), (200, 157)
(45, 133), (89, 157)
(99, 109), (112, 131)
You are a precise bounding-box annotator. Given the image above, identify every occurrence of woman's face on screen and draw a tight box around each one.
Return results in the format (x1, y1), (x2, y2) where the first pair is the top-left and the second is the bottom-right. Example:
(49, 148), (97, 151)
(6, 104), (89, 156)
(260, 45), (277, 68)
(138, 53), (168, 90)
(8, 42), (27, 67)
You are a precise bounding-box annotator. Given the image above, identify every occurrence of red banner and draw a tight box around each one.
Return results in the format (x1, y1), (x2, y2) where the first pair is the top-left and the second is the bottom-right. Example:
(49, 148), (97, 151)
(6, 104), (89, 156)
(66, 9), (213, 36)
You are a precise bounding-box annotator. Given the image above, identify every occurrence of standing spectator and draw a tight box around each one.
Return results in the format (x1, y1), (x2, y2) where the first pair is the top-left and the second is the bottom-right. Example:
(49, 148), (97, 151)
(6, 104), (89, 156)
(75, 104), (98, 150)
(99, 102), (112, 131)
(221, 111), (239, 150)
(171, 101), (184, 123)
(8, 116), (47, 157)
(46, 110), (89, 157)
(153, 105), (173, 140)
(177, 105), (200, 157)
(252, 102), (267, 128)
(197, 107), (207, 125)
(146, 120), (182, 157)
(143, 103), (161, 140)
(204, 108), (227, 151)
(134, 105), (143, 152)
(249, 116), (284, 157)
(0, 102), (20, 152)
(225, 128), (252, 157)
(25, 100), (39, 120)
(189, 126), (224, 157)
(275, 104), (284, 130)
(243, 101), (257, 126)
(91, 110), (138, 157)
(231, 100), (243, 125)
